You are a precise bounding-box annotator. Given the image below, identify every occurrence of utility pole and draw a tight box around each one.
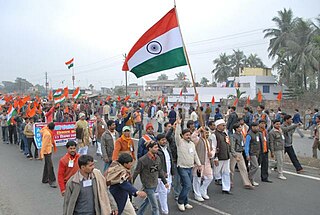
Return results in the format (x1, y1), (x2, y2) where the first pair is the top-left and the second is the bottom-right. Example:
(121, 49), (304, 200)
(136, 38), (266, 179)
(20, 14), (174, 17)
(45, 72), (48, 95)
(123, 53), (128, 97)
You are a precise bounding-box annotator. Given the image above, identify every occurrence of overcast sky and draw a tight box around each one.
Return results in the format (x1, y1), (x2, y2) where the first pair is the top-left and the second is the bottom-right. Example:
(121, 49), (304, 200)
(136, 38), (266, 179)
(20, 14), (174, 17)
(0, 0), (319, 90)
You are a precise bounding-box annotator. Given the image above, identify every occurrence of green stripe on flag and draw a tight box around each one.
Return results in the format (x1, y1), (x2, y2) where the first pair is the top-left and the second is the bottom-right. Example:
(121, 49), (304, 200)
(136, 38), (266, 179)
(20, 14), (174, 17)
(130, 48), (187, 78)
(68, 63), (74, 69)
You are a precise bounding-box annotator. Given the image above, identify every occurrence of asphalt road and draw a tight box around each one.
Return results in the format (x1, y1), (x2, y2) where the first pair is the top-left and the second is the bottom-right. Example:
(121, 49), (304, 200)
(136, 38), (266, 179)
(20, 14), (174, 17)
(0, 132), (319, 215)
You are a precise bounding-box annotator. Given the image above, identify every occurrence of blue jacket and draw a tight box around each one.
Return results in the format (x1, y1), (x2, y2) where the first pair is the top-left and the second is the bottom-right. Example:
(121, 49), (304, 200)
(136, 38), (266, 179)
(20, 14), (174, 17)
(115, 113), (131, 134)
(137, 134), (156, 159)
(109, 181), (138, 214)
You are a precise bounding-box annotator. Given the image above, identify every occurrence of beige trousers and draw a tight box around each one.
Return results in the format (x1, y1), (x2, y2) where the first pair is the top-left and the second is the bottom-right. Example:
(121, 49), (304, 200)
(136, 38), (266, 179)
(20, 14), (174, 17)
(230, 152), (252, 186)
(122, 197), (136, 215)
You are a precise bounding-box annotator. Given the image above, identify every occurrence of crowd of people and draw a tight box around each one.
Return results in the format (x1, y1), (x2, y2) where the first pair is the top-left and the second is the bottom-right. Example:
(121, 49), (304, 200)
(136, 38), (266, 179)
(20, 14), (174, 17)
(1, 98), (320, 215)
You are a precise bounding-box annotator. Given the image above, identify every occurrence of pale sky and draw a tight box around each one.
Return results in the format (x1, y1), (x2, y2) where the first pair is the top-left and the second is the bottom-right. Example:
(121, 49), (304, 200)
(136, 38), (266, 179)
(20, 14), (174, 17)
(0, 0), (319, 90)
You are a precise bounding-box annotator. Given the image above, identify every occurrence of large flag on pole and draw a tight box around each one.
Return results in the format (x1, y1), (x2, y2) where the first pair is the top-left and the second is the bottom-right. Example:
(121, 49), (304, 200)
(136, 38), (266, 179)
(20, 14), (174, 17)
(65, 58), (74, 69)
(122, 8), (187, 78)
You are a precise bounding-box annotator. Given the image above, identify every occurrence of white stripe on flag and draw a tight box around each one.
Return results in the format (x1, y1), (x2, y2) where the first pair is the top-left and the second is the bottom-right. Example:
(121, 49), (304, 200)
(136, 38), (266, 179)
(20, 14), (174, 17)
(127, 27), (183, 70)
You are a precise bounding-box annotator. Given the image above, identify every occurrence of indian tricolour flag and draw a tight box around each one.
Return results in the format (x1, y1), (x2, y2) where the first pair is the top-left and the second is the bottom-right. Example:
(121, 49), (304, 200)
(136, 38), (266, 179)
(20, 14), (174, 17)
(65, 58), (74, 69)
(72, 87), (81, 100)
(7, 105), (17, 125)
(122, 8), (187, 78)
(54, 95), (66, 104)
(54, 89), (63, 98)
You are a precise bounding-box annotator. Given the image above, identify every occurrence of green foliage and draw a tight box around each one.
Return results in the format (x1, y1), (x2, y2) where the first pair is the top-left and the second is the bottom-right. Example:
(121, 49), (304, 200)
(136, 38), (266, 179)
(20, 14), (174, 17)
(157, 74), (168, 80)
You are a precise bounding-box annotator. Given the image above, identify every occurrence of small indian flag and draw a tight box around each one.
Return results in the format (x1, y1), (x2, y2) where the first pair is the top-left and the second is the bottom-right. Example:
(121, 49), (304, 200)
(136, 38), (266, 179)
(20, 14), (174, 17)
(54, 95), (66, 104)
(54, 89), (63, 98)
(72, 87), (81, 100)
(122, 8), (187, 78)
(65, 58), (74, 69)
(7, 105), (17, 125)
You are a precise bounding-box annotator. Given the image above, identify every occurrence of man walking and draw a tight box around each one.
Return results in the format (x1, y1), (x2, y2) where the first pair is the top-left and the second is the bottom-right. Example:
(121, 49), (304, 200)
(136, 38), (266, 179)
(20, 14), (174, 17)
(282, 115), (304, 173)
(133, 141), (169, 215)
(101, 120), (119, 171)
(137, 123), (156, 159)
(175, 119), (201, 211)
(63, 155), (113, 215)
(226, 106), (238, 136)
(40, 122), (57, 188)
(58, 141), (80, 196)
(312, 115), (320, 158)
(258, 120), (272, 183)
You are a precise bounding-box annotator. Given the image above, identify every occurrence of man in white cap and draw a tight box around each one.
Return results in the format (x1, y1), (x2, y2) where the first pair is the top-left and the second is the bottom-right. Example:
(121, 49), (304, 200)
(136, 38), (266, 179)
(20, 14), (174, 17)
(212, 119), (232, 194)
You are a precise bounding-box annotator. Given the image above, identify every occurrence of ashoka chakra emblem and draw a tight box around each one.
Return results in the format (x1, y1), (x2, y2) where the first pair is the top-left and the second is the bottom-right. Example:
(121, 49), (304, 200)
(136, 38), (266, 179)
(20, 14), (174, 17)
(146, 41), (162, 55)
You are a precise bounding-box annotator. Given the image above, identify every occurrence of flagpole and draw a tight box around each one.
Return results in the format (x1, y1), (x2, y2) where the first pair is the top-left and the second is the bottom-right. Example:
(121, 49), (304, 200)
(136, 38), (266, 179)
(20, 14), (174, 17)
(72, 61), (75, 90)
(174, 4), (205, 127)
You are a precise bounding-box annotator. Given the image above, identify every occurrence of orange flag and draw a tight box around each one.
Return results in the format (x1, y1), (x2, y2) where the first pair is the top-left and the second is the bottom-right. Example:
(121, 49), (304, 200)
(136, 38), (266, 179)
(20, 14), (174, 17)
(64, 106), (69, 113)
(179, 89), (183, 96)
(277, 90), (282, 102)
(233, 98), (239, 106)
(14, 100), (19, 108)
(161, 97), (165, 105)
(106, 96), (111, 101)
(135, 90), (139, 96)
(246, 96), (250, 106)
(194, 93), (198, 101)
(257, 90), (263, 103)
(27, 105), (37, 118)
(124, 95), (130, 101)
(63, 87), (69, 98)
(37, 105), (42, 114)
(211, 96), (215, 105)
(117, 96), (121, 101)
(48, 91), (53, 101)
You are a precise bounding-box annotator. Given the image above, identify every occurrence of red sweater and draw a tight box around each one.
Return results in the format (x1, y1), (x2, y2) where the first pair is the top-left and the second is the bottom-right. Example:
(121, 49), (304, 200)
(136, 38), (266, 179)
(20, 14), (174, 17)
(57, 153), (80, 193)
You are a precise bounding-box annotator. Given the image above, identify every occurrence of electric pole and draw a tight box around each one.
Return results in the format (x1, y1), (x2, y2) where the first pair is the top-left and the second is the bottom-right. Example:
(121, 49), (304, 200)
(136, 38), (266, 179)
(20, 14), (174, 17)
(45, 72), (48, 95)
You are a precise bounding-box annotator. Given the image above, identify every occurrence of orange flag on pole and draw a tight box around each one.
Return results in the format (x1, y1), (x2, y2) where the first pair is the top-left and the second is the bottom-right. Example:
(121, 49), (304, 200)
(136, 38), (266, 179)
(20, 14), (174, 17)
(161, 97), (165, 105)
(117, 96), (121, 101)
(211, 96), (215, 105)
(48, 91), (53, 101)
(63, 87), (69, 98)
(179, 89), (183, 96)
(106, 96), (111, 101)
(257, 90), (263, 103)
(135, 90), (139, 96)
(277, 90), (282, 102)
(246, 96), (250, 106)
(194, 93), (198, 101)
(124, 95), (130, 101)
(233, 98), (239, 106)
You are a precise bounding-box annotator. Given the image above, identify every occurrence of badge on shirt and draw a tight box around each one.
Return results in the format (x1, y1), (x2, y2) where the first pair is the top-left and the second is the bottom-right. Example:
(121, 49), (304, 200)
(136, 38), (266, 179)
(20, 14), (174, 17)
(68, 160), (74, 168)
(281, 135), (285, 140)
(264, 136), (267, 142)
(130, 144), (134, 152)
(102, 125), (105, 129)
(256, 136), (260, 142)
(189, 148), (194, 154)
(83, 179), (92, 187)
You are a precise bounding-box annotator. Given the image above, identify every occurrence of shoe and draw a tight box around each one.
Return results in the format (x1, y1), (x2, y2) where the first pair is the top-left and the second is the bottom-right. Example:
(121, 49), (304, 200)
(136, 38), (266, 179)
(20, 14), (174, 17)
(215, 179), (222, 186)
(262, 179), (273, 183)
(278, 175), (287, 180)
(222, 190), (233, 195)
(297, 169), (304, 174)
(177, 203), (185, 211)
(244, 185), (254, 190)
(202, 194), (210, 200)
(185, 204), (193, 209)
(29, 157), (33, 160)
(49, 182), (57, 188)
(252, 181), (259, 186)
(195, 196), (204, 202)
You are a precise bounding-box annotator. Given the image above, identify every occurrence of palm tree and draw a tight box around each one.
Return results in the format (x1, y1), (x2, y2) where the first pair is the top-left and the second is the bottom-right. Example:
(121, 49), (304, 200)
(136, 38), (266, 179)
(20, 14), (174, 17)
(263, 8), (297, 59)
(230, 49), (246, 76)
(212, 53), (232, 83)
(175, 72), (187, 80)
(157, 74), (168, 80)
(200, 77), (209, 87)
(246, 54), (265, 68)
(288, 18), (319, 90)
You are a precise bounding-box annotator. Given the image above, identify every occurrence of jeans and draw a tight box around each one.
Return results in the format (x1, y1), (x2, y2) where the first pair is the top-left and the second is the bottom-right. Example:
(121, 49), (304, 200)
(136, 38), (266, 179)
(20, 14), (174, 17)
(137, 187), (159, 215)
(177, 167), (192, 205)
(42, 153), (56, 184)
(1, 126), (8, 142)
(157, 122), (163, 133)
(133, 123), (142, 139)
(78, 145), (88, 155)
(285, 146), (302, 171)
(172, 163), (182, 199)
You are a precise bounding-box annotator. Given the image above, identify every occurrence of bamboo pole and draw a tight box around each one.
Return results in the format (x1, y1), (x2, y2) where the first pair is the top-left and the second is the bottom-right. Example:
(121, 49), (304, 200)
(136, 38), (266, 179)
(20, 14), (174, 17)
(174, 4), (205, 127)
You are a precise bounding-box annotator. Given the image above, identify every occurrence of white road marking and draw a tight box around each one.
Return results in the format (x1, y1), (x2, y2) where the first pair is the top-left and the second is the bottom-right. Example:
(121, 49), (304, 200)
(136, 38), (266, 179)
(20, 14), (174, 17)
(189, 199), (231, 215)
(283, 170), (320, 181)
